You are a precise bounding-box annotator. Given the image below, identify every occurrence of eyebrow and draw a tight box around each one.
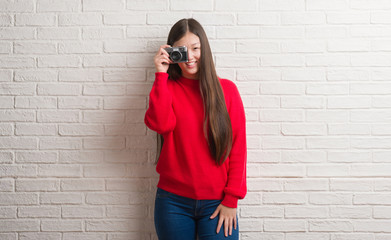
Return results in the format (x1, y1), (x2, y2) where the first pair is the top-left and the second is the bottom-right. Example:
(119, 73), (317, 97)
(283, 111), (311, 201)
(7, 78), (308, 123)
(191, 42), (200, 46)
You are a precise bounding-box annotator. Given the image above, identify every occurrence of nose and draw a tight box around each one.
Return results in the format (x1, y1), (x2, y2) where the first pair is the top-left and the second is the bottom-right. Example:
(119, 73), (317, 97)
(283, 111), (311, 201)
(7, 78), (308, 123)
(187, 49), (194, 61)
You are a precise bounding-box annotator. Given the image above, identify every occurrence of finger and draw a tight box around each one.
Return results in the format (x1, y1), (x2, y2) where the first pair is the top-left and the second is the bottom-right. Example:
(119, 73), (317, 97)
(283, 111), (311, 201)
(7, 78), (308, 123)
(224, 218), (229, 237)
(216, 218), (223, 234)
(210, 206), (221, 219)
(234, 216), (237, 230)
(229, 218), (233, 236)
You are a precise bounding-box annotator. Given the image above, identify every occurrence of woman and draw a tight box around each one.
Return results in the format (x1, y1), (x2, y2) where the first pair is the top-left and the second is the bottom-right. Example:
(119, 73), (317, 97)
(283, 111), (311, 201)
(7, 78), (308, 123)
(144, 18), (247, 240)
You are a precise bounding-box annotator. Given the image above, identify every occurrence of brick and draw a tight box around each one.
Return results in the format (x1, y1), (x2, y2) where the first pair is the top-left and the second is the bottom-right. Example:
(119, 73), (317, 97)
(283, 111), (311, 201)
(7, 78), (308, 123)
(38, 164), (81, 177)
(237, 41), (279, 54)
(37, 27), (80, 40)
(83, 0), (124, 11)
(0, 193), (38, 205)
(86, 193), (130, 205)
(285, 206), (328, 218)
(16, 151), (57, 163)
(287, 233), (329, 240)
(260, 110), (304, 122)
(63, 233), (105, 240)
(330, 233), (373, 240)
(282, 68), (326, 81)
(281, 123), (326, 136)
(59, 41), (102, 54)
(126, 0), (168, 10)
(309, 220), (353, 232)
(15, 97), (57, 109)
(328, 40), (370, 52)
(59, 13), (101, 26)
(15, 13), (56, 26)
(261, 54), (305, 66)
(261, 82), (304, 95)
(307, 165), (350, 177)
(41, 220), (83, 232)
(310, 193), (352, 205)
(328, 151), (371, 163)
(84, 164), (126, 177)
(59, 124), (104, 136)
(307, 137), (349, 149)
(281, 96), (324, 109)
(261, 0), (305, 11)
(14, 42), (56, 54)
(86, 220), (139, 231)
(238, 13), (279, 25)
(18, 206), (60, 218)
(353, 221), (391, 232)
(59, 69), (102, 82)
(0, 220), (40, 232)
(330, 207), (372, 219)
(306, 0), (348, 10)
(0, 207), (16, 219)
(284, 179), (328, 191)
(0, 138), (37, 150)
(0, 123), (13, 136)
(106, 206), (147, 218)
(37, 0), (80, 12)
(62, 206), (104, 218)
(19, 233), (62, 240)
(84, 55), (127, 67)
(0, 83), (35, 96)
(0, 15), (13, 27)
(241, 206), (284, 218)
(0, 150), (13, 163)
(40, 193), (83, 205)
(83, 27), (124, 40)
(58, 97), (101, 109)
(281, 12), (326, 25)
(0, 28), (35, 40)
(328, 124), (371, 135)
(263, 193), (307, 204)
(14, 70), (57, 82)
(264, 220), (306, 232)
(261, 27), (304, 39)
(217, 26), (259, 39)
(330, 179), (372, 192)
(0, 179), (14, 192)
(16, 179), (59, 192)
(37, 110), (79, 123)
(147, 12), (191, 25)
(61, 179), (104, 191)
(38, 56), (81, 68)
(281, 150), (327, 163)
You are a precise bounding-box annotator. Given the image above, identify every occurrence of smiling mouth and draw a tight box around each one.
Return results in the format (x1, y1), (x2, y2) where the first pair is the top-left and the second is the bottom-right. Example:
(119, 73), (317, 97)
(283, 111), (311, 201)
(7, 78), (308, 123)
(186, 61), (197, 66)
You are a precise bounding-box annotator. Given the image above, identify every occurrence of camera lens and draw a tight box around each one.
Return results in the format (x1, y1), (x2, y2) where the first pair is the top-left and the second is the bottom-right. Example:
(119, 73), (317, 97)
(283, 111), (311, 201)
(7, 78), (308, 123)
(170, 51), (182, 62)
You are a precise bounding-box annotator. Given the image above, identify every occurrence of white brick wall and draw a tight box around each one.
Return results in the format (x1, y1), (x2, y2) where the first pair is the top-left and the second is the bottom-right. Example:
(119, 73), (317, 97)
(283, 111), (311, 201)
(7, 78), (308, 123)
(1, 0), (391, 239)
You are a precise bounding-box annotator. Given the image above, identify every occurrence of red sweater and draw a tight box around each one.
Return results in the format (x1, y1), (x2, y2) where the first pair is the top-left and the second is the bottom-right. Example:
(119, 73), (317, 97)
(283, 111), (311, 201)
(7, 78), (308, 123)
(145, 72), (247, 208)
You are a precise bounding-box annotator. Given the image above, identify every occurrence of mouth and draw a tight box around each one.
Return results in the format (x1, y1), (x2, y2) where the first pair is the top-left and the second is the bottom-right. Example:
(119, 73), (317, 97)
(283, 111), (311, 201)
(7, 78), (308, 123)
(186, 61), (197, 66)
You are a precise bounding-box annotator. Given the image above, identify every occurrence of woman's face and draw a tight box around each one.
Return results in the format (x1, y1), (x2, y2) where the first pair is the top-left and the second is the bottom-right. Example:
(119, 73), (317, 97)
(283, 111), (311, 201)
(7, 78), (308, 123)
(173, 31), (201, 80)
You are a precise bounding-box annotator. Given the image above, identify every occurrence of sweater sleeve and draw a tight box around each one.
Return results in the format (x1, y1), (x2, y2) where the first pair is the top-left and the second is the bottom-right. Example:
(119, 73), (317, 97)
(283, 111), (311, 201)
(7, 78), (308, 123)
(144, 72), (176, 134)
(221, 82), (247, 208)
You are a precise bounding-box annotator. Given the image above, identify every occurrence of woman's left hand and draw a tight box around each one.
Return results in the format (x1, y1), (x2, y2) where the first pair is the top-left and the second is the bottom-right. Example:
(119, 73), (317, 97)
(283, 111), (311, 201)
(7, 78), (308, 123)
(210, 204), (237, 237)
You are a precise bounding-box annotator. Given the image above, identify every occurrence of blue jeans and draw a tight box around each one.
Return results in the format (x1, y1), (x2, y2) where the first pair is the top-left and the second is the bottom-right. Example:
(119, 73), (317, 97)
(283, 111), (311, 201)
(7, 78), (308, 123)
(154, 188), (239, 240)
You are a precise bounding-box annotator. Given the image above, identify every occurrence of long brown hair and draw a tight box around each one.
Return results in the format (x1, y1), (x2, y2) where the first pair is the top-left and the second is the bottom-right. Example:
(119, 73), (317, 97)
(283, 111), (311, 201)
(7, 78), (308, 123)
(161, 18), (232, 165)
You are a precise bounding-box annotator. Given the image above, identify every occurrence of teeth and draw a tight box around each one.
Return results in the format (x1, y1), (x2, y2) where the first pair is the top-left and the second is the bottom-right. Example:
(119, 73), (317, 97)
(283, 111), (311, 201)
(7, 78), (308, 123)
(186, 62), (196, 66)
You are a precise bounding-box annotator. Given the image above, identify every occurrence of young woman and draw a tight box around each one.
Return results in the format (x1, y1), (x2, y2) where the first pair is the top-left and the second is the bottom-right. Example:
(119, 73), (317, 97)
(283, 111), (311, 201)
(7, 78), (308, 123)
(144, 18), (247, 240)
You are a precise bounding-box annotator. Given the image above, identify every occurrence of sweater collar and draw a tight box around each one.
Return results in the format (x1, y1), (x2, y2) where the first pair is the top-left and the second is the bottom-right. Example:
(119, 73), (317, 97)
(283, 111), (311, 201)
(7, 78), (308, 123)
(178, 76), (199, 87)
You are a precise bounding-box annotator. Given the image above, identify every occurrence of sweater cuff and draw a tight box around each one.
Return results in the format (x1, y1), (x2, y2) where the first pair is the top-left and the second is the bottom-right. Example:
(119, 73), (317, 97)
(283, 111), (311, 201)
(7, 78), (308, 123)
(154, 72), (169, 84)
(221, 194), (239, 208)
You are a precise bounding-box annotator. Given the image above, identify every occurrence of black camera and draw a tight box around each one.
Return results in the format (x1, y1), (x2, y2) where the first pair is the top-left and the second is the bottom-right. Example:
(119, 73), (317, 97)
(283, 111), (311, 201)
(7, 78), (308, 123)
(164, 46), (188, 63)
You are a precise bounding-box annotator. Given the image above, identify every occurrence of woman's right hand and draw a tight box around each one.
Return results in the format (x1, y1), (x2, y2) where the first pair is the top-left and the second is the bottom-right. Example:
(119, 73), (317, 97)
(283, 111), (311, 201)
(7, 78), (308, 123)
(154, 45), (173, 73)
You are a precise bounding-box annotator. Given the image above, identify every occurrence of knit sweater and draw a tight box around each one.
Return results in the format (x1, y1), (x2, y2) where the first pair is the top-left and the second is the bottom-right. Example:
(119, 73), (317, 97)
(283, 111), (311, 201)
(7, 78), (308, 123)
(144, 72), (247, 208)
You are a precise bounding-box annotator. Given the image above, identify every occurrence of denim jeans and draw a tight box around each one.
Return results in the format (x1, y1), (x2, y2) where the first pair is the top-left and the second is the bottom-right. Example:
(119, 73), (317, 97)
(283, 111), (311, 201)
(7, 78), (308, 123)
(154, 188), (239, 240)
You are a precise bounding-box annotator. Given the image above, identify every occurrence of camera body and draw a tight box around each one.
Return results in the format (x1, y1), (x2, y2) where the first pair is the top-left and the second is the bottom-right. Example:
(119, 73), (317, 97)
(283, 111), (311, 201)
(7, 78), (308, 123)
(164, 46), (189, 63)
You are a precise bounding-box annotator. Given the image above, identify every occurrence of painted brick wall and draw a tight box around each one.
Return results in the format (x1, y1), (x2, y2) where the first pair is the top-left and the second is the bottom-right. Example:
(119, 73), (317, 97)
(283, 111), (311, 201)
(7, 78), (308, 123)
(1, 0), (391, 239)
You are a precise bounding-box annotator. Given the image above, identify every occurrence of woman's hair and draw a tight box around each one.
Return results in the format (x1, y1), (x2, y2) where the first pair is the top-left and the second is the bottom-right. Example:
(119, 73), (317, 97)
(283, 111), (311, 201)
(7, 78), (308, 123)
(162, 18), (233, 165)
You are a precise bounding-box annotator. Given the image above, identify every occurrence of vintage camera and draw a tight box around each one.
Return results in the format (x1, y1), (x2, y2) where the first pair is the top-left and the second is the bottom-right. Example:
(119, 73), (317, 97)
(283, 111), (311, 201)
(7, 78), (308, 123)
(164, 46), (188, 63)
